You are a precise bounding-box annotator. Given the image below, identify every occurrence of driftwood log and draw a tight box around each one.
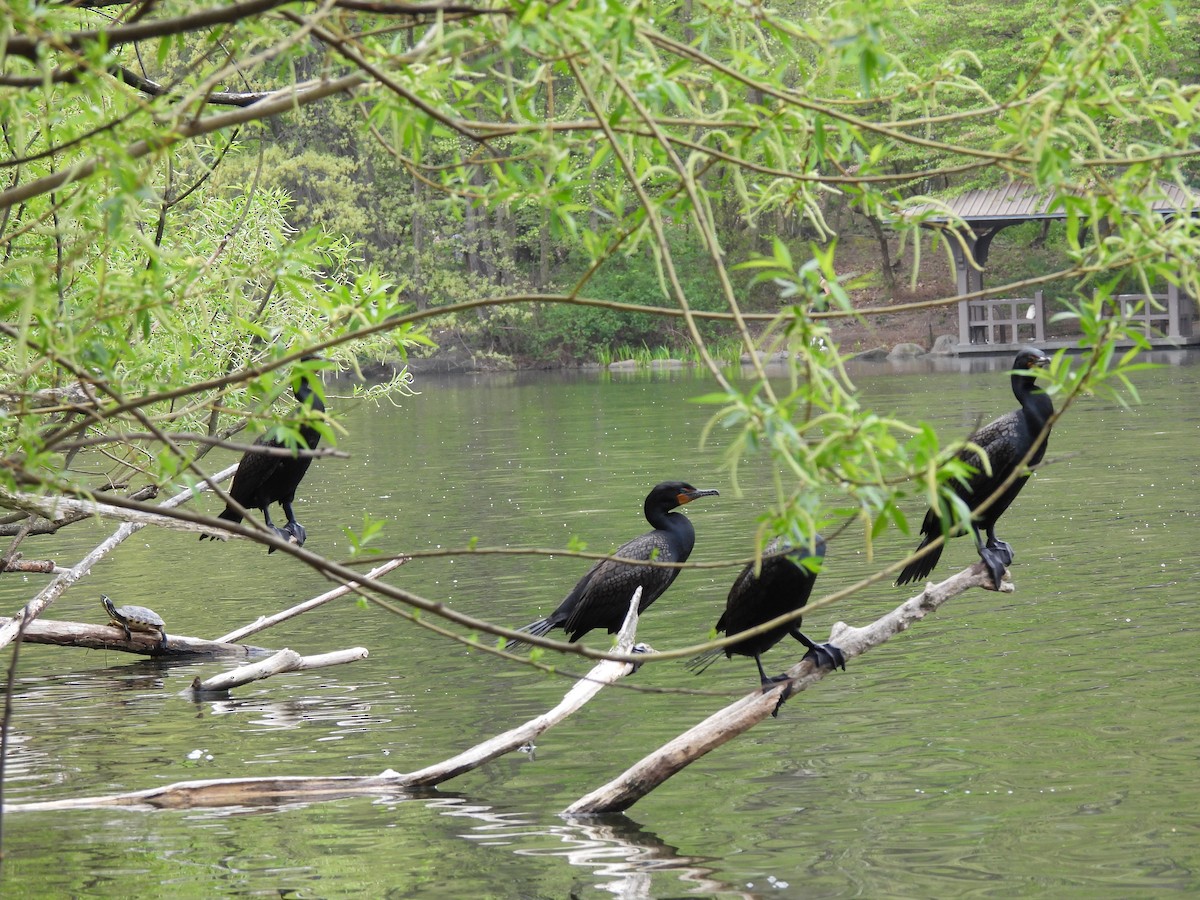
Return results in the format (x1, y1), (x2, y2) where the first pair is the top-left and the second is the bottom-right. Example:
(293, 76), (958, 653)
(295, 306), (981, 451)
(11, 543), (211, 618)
(185, 647), (370, 695)
(0, 616), (267, 657)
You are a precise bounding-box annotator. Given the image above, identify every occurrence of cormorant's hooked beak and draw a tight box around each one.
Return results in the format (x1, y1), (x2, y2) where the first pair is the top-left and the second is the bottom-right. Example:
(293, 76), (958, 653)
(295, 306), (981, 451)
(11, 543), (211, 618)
(677, 487), (720, 505)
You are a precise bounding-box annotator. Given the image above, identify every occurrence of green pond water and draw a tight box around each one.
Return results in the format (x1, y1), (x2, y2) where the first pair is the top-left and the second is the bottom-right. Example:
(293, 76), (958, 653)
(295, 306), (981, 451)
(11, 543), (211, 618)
(1, 350), (1198, 898)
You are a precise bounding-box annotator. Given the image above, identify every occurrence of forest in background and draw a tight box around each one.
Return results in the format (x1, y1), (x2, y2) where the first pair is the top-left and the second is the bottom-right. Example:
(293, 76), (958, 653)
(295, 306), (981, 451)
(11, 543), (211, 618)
(210, 0), (1200, 365)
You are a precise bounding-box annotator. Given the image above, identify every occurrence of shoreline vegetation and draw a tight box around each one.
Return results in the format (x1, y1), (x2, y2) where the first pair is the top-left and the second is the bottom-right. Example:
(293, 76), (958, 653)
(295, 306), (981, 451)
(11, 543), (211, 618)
(397, 335), (954, 376)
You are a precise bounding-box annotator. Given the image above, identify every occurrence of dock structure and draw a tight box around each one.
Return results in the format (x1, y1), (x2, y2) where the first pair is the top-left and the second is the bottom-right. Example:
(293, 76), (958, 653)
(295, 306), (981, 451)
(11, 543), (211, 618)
(909, 182), (1199, 354)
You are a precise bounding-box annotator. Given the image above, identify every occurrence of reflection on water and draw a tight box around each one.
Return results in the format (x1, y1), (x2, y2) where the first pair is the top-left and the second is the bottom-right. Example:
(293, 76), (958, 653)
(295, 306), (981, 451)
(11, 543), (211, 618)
(432, 796), (738, 899)
(2, 351), (1199, 897)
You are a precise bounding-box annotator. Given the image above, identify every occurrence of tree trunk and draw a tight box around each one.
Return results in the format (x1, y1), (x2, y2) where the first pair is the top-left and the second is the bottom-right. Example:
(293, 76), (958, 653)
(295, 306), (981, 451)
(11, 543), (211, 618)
(412, 176), (427, 310)
(861, 209), (896, 297)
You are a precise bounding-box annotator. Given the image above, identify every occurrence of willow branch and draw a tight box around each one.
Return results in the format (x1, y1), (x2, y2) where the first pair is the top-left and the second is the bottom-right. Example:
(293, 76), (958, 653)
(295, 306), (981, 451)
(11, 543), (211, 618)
(5, 0), (300, 60)
(0, 72), (368, 209)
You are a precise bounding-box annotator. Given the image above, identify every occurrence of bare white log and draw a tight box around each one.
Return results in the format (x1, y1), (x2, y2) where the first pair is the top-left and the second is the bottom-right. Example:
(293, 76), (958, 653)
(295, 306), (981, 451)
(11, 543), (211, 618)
(0, 616), (266, 656)
(185, 646), (370, 695)
(216, 557), (410, 643)
(0, 464), (238, 651)
(562, 564), (1007, 816)
(6, 589), (647, 812)
(0, 483), (235, 537)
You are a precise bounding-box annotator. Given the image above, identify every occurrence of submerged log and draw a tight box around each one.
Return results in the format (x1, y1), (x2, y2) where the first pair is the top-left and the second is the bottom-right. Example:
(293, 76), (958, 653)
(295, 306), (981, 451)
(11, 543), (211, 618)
(0, 616), (267, 658)
(0, 558), (62, 574)
(4, 775), (408, 812)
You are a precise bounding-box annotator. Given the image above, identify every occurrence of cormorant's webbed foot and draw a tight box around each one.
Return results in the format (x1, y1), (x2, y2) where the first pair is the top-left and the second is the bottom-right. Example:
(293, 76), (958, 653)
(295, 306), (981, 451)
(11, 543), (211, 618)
(285, 520), (307, 547)
(266, 521), (306, 554)
(752, 651), (796, 716)
(628, 642), (653, 674)
(759, 673), (793, 718)
(802, 642), (847, 672)
(985, 537), (1014, 565)
(792, 628), (846, 672)
(266, 524), (292, 554)
(978, 545), (1010, 589)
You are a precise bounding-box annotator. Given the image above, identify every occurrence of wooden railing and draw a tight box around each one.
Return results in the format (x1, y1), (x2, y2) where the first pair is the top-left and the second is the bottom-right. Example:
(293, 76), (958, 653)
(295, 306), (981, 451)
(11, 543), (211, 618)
(961, 291), (1045, 346)
(1116, 293), (1172, 337)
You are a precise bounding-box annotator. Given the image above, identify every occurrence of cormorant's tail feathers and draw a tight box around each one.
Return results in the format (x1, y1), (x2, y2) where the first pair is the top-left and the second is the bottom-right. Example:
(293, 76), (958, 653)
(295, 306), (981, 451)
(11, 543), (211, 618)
(895, 536), (942, 586)
(500, 616), (555, 654)
(685, 648), (723, 675)
(198, 507), (243, 542)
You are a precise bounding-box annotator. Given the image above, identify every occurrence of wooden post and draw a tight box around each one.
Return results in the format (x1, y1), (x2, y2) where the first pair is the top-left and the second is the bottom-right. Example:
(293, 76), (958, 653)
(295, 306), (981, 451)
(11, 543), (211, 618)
(954, 237), (972, 346)
(1168, 281), (1181, 339)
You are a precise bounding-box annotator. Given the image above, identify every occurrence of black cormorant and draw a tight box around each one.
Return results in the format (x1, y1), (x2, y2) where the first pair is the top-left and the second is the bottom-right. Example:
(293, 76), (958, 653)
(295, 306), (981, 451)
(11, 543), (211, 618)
(506, 481), (719, 649)
(688, 535), (844, 693)
(895, 346), (1053, 588)
(201, 360), (325, 552)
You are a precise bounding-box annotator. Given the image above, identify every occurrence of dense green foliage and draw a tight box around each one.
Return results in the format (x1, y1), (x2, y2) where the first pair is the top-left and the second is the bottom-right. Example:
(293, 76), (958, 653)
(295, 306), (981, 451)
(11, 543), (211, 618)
(0, 0), (1197, 658)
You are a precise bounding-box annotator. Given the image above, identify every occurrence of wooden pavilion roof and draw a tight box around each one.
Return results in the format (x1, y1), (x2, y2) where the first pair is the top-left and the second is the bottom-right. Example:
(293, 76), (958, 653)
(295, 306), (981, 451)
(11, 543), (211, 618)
(910, 181), (1196, 224)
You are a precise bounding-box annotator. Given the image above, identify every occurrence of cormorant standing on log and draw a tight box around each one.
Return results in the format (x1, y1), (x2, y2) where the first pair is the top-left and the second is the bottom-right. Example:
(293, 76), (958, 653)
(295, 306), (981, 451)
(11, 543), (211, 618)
(688, 535), (844, 693)
(896, 346), (1053, 588)
(201, 358), (326, 552)
(505, 481), (719, 649)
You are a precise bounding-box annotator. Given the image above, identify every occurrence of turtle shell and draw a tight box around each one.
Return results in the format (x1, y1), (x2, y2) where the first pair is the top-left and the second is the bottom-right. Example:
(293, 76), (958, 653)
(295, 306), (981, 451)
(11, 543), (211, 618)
(113, 604), (165, 629)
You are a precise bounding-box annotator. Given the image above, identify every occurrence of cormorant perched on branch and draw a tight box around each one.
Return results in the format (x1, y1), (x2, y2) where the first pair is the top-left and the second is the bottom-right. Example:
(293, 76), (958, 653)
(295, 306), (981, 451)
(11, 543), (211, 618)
(505, 481), (719, 650)
(896, 346), (1053, 588)
(688, 536), (844, 696)
(201, 359), (326, 553)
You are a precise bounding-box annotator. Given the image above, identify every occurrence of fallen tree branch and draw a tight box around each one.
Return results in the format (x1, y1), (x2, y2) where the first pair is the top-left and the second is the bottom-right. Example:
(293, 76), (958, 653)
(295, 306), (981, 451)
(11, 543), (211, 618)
(0, 558), (63, 574)
(4, 569), (997, 815)
(0, 485), (236, 538)
(216, 557), (410, 643)
(562, 564), (1006, 816)
(185, 646), (370, 695)
(0, 617), (267, 657)
(0, 485), (160, 537)
(6, 589), (647, 812)
(0, 464), (237, 651)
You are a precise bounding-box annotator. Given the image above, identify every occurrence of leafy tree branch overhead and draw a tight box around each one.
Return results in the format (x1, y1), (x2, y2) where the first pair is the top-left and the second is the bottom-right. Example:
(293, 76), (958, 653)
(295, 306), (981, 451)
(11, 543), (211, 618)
(0, 0), (1196, 657)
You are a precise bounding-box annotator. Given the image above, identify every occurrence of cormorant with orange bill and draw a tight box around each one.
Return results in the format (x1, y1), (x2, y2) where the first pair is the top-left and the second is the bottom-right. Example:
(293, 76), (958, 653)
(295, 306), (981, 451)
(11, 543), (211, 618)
(506, 481), (719, 649)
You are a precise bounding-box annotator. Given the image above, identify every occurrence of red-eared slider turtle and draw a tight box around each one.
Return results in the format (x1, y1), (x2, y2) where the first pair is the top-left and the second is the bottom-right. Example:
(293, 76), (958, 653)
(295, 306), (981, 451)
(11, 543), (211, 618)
(101, 594), (168, 647)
